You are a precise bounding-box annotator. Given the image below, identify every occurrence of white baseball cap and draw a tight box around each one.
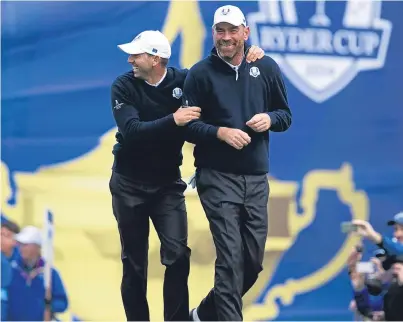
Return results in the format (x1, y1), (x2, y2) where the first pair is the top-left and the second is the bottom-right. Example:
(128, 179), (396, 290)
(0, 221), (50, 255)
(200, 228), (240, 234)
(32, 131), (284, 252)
(117, 30), (171, 59)
(15, 226), (42, 246)
(212, 5), (247, 27)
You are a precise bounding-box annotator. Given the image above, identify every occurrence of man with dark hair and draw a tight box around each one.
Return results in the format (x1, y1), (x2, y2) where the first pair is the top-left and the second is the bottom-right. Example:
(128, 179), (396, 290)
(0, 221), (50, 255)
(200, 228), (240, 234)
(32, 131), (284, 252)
(1, 216), (20, 320)
(1, 217), (20, 261)
(383, 255), (403, 320)
(183, 5), (292, 321)
(110, 29), (265, 321)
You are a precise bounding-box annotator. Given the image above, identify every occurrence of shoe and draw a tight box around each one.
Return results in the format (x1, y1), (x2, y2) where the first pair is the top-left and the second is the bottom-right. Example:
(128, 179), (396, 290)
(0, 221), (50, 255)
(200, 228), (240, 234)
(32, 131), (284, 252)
(189, 308), (195, 321)
(189, 308), (199, 321)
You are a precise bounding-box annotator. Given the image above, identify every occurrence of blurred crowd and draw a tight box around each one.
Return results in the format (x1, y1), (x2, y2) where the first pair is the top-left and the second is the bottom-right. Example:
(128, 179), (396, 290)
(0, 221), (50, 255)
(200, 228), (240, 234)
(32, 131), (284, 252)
(347, 213), (403, 321)
(1, 215), (68, 321)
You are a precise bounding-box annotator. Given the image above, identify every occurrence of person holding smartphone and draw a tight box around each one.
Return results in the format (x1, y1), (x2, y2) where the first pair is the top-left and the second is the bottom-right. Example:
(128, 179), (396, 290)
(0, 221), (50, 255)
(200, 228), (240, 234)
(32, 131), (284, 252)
(352, 212), (403, 256)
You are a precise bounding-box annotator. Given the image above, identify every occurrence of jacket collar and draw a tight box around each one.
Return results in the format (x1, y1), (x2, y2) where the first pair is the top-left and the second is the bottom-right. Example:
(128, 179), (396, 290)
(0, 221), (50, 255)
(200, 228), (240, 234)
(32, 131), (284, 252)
(210, 45), (251, 73)
(14, 253), (45, 271)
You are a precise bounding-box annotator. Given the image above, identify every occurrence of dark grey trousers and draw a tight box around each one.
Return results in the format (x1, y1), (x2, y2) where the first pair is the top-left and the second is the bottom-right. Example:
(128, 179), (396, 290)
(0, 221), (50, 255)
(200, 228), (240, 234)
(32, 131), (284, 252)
(195, 168), (269, 321)
(109, 171), (191, 321)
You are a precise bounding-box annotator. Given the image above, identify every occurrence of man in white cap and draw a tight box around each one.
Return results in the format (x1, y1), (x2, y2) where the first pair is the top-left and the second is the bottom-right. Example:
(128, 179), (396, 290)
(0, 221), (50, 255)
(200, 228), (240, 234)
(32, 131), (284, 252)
(110, 28), (266, 321)
(182, 5), (292, 321)
(7, 226), (68, 321)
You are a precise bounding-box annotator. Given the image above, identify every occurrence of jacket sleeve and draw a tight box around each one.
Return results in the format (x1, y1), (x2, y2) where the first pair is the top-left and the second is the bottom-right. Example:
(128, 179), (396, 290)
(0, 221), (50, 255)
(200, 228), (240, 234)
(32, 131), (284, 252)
(1, 258), (11, 321)
(182, 71), (219, 144)
(51, 269), (68, 313)
(111, 80), (177, 142)
(266, 60), (292, 132)
(353, 288), (373, 319)
(378, 236), (403, 256)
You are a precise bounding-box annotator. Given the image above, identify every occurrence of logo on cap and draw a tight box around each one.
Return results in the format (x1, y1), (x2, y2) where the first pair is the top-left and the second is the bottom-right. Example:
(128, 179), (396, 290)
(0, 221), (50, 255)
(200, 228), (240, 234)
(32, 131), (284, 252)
(221, 7), (230, 15)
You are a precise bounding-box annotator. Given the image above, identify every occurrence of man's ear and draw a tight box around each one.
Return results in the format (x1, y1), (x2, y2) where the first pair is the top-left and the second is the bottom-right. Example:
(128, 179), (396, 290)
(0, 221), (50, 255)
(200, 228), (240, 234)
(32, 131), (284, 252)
(244, 26), (250, 41)
(152, 56), (160, 67)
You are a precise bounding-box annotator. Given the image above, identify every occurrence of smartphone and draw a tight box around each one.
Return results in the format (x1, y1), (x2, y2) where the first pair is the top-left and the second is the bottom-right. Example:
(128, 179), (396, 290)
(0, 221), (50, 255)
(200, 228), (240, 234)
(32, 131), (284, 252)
(356, 261), (375, 274)
(341, 222), (358, 233)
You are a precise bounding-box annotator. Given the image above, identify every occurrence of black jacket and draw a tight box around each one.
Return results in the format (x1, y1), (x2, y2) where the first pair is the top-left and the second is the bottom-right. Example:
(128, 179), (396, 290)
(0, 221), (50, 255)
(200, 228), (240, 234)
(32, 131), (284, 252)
(110, 68), (187, 183)
(182, 47), (292, 175)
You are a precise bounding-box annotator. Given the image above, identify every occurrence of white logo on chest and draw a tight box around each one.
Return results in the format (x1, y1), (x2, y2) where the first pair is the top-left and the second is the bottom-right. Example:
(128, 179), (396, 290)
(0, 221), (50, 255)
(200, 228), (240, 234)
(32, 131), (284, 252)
(249, 66), (261, 78)
(172, 87), (183, 99)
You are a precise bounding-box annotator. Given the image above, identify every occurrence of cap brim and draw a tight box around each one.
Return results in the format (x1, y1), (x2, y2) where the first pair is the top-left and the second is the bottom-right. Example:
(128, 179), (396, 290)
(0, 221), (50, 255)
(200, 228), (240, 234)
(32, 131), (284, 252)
(15, 234), (41, 245)
(117, 43), (170, 59)
(374, 250), (386, 257)
(117, 42), (145, 55)
(213, 19), (246, 27)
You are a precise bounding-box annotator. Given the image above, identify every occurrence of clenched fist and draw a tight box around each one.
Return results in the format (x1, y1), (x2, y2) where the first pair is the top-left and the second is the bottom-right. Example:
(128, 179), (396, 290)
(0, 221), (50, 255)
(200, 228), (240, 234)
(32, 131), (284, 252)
(217, 127), (251, 150)
(246, 113), (271, 132)
(173, 106), (201, 126)
(246, 45), (265, 63)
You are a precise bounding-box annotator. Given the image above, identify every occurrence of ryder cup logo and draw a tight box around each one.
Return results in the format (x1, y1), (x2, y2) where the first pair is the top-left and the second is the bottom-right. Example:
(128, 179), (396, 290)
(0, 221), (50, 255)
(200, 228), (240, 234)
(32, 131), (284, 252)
(247, 0), (392, 103)
(250, 66), (260, 78)
(172, 87), (183, 99)
(221, 7), (230, 15)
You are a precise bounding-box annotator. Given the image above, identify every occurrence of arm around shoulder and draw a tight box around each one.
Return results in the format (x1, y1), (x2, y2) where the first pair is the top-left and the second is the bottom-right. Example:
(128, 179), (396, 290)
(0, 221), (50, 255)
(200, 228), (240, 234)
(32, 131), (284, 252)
(111, 79), (177, 142)
(182, 69), (219, 144)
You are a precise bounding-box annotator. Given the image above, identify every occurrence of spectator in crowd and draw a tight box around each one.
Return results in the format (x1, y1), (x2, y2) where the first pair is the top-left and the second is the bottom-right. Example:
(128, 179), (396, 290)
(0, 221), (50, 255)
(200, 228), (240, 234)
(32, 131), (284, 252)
(1, 217), (20, 320)
(347, 247), (391, 321)
(7, 226), (69, 321)
(353, 212), (403, 256)
(1, 252), (12, 321)
(347, 246), (403, 320)
(1, 216), (20, 261)
(383, 255), (403, 320)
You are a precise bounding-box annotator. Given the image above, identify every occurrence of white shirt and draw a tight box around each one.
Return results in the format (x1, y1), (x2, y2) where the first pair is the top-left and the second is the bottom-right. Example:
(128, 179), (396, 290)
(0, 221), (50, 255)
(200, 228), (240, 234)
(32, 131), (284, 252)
(145, 69), (167, 87)
(217, 51), (243, 81)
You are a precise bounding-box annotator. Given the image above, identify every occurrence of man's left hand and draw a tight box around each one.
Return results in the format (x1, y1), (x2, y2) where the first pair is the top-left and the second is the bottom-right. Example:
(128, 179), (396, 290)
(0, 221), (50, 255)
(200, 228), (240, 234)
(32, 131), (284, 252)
(246, 113), (271, 132)
(372, 311), (385, 321)
(246, 45), (265, 63)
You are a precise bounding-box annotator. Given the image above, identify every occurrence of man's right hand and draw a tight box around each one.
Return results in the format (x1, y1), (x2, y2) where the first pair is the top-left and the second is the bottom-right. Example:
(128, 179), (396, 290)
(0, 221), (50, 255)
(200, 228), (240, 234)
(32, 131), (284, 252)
(173, 106), (201, 126)
(347, 246), (362, 270)
(350, 271), (365, 291)
(217, 127), (251, 150)
(351, 219), (382, 244)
